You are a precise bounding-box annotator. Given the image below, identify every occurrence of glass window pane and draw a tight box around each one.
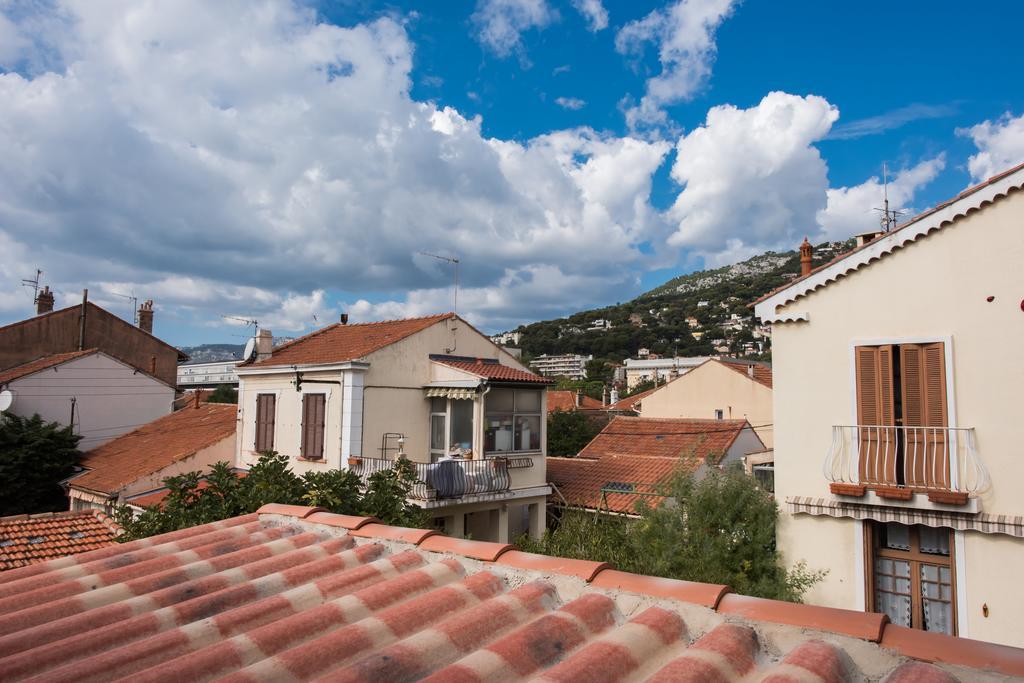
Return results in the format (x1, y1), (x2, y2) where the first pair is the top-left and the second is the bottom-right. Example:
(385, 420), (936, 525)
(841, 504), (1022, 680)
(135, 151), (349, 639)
(515, 415), (541, 451)
(920, 526), (950, 556)
(430, 397), (447, 413)
(875, 590), (912, 627)
(882, 523), (911, 551)
(487, 389), (515, 413)
(450, 400), (474, 452)
(485, 414), (514, 452)
(430, 414), (446, 451)
(515, 390), (541, 413)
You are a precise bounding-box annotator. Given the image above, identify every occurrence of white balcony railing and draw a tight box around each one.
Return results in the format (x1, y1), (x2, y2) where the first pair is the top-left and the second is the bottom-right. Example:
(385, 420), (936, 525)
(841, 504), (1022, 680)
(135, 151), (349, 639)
(824, 425), (991, 496)
(351, 456), (512, 500)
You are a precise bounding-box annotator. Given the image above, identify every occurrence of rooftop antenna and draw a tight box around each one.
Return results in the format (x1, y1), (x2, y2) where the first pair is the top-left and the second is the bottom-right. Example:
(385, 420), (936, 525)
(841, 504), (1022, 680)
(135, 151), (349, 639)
(419, 251), (460, 353)
(221, 314), (259, 337)
(110, 290), (139, 325)
(20, 269), (42, 304)
(874, 162), (905, 232)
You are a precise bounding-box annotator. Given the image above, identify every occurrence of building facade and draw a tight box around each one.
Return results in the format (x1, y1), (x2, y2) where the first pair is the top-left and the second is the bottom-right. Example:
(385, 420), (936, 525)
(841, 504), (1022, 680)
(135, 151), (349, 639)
(177, 360), (241, 388)
(754, 164), (1024, 646)
(529, 353), (592, 380)
(622, 356), (710, 389)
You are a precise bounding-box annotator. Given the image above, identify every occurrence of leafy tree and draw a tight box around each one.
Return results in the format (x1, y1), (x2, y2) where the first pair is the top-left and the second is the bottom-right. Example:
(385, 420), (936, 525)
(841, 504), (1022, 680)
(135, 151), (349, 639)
(0, 413), (82, 516)
(206, 385), (238, 404)
(547, 410), (600, 456)
(114, 451), (425, 540)
(519, 466), (824, 602)
(622, 378), (656, 398)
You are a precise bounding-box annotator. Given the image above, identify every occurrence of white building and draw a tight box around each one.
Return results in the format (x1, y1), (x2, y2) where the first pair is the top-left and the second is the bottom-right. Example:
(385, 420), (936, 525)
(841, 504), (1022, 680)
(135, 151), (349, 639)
(530, 353), (592, 380)
(622, 356), (711, 389)
(490, 331), (522, 346)
(177, 360), (241, 388)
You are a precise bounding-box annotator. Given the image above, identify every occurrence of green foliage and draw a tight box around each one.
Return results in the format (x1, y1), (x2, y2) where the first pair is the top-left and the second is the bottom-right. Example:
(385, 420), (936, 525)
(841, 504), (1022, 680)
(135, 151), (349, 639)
(546, 410), (601, 456)
(552, 378), (604, 400)
(205, 385), (238, 404)
(0, 413), (82, 515)
(621, 378), (656, 398)
(520, 467), (825, 602)
(114, 451), (426, 540)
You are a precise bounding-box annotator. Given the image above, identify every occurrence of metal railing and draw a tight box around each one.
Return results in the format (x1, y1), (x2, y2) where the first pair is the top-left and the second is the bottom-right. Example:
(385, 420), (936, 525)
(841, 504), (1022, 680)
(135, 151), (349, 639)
(824, 425), (990, 495)
(351, 456), (511, 500)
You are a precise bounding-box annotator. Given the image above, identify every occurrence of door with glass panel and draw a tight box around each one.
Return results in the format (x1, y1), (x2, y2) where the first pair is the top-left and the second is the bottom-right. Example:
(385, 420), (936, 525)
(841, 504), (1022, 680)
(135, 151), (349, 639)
(869, 522), (956, 635)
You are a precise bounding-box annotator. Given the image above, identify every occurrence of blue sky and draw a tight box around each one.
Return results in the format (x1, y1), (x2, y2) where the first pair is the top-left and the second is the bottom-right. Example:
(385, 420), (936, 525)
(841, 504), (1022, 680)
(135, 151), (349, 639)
(0, 0), (1022, 346)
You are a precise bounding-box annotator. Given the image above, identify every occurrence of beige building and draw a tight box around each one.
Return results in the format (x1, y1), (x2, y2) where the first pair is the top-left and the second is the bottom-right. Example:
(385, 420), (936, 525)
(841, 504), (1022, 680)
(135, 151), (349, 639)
(621, 356), (710, 389)
(639, 358), (774, 448)
(754, 163), (1024, 646)
(234, 313), (551, 543)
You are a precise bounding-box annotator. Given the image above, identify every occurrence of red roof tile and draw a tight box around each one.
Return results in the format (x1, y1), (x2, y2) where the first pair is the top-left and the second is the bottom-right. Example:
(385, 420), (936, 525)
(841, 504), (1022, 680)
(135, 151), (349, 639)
(607, 386), (658, 413)
(547, 390), (604, 412)
(579, 416), (749, 461)
(433, 357), (552, 384)
(0, 511), (119, 571)
(1, 506), (1018, 681)
(0, 349), (98, 385)
(246, 313), (454, 368)
(70, 403), (237, 495)
(547, 455), (680, 514)
(715, 358), (773, 389)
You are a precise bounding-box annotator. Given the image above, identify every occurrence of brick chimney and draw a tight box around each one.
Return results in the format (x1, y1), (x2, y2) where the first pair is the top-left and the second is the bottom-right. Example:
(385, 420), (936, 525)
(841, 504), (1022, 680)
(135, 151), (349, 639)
(799, 237), (813, 277)
(36, 286), (54, 315)
(138, 300), (154, 334)
(255, 329), (274, 362)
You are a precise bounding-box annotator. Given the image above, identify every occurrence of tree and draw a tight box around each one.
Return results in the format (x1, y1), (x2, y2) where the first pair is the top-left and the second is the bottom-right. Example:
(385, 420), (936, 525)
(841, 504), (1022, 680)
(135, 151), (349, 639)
(114, 451), (426, 540)
(0, 413), (82, 516)
(622, 378), (656, 398)
(547, 410), (601, 456)
(519, 466), (824, 602)
(206, 385), (238, 404)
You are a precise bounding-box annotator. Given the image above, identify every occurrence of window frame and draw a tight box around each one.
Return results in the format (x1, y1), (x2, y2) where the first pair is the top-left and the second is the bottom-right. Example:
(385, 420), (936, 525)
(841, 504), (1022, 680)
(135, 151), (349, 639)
(300, 392), (327, 460)
(865, 521), (957, 635)
(254, 393), (277, 453)
(484, 387), (543, 455)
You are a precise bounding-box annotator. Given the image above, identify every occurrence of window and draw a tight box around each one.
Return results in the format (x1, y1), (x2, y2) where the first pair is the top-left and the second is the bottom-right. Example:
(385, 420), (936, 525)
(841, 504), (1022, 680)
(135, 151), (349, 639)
(429, 397), (475, 460)
(255, 394), (276, 452)
(868, 522), (955, 635)
(714, 409), (724, 420)
(485, 388), (542, 454)
(301, 394), (326, 459)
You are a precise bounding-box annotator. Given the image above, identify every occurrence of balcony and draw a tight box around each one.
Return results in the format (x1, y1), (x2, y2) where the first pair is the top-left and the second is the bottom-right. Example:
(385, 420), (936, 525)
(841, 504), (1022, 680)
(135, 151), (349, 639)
(350, 456), (516, 501)
(824, 425), (990, 506)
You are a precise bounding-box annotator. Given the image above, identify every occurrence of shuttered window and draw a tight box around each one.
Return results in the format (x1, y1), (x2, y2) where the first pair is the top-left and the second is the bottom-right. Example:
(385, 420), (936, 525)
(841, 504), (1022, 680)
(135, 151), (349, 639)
(856, 345), (895, 484)
(900, 343), (948, 488)
(255, 394), (276, 453)
(301, 394), (327, 460)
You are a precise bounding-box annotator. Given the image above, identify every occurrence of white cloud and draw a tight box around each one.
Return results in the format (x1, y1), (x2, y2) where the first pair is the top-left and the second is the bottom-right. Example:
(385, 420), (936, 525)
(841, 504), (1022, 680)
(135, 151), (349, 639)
(0, 0), (672, 337)
(615, 0), (737, 132)
(816, 156), (946, 241)
(959, 111), (1024, 182)
(555, 96), (585, 110)
(471, 0), (555, 59)
(828, 103), (957, 140)
(667, 92), (839, 264)
(571, 0), (608, 32)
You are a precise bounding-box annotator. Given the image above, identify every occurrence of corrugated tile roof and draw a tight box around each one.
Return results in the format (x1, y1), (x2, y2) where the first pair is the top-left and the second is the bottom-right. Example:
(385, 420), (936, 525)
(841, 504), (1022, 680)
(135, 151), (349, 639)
(433, 357), (552, 384)
(607, 386), (658, 413)
(246, 314), (454, 368)
(0, 511), (119, 571)
(547, 390), (604, 412)
(579, 416), (748, 461)
(70, 403), (237, 495)
(0, 349), (98, 385)
(547, 456), (680, 514)
(0, 504), (1020, 681)
(715, 358), (773, 389)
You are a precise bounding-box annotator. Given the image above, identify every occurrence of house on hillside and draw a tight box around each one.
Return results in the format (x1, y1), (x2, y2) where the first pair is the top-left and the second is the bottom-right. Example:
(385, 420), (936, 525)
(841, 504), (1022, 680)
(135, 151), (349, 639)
(754, 162), (1024, 646)
(234, 313), (553, 542)
(622, 356), (710, 389)
(547, 416), (764, 515)
(0, 350), (175, 450)
(66, 403), (237, 512)
(639, 358), (774, 448)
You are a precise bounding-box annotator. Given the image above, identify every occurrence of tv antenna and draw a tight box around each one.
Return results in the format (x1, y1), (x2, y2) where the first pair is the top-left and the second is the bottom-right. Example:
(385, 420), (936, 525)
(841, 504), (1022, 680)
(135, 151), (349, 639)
(110, 290), (139, 325)
(874, 162), (905, 232)
(419, 252), (460, 315)
(221, 314), (259, 336)
(20, 269), (42, 303)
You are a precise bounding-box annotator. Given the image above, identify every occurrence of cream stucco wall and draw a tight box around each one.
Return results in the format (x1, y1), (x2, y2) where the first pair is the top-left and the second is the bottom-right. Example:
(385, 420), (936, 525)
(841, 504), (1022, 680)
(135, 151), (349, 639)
(768, 189), (1024, 645)
(639, 360), (774, 448)
(6, 352), (173, 450)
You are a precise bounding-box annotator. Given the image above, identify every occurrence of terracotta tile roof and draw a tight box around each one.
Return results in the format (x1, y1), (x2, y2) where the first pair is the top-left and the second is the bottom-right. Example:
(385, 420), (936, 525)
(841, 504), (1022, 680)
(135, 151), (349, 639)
(1, 505), (1020, 681)
(0, 349), (98, 385)
(0, 511), (119, 571)
(715, 358), (773, 389)
(70, 403), (237, 495)
(547, 455), (680, 514)
(547, 390), (604, 412)
(433, 357), (552, 384)
(579, 416), (749, 462)
(607, 386), (658, 413)
(245, 313), (454, 368)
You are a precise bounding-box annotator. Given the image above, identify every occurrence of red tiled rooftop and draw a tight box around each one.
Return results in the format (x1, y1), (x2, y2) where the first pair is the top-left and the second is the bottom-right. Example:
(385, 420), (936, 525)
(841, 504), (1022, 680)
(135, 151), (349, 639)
(607, 386), (658, 413)
(0, 349), (98, 385)
(579, 416), (748, 461)
(547, 456), (679, 514)
(0, 505), (1020, 681)
(547, 390), (604, 412)
(0, 511), (120, 571)
(433, 357), (552, 384)
(715, 358), (773, 389)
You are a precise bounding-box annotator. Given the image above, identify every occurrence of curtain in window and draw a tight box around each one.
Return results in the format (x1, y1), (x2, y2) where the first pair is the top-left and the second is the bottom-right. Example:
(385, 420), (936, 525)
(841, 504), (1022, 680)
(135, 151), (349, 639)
(874, 558), (912, 627)
(921, 564), (954, 634)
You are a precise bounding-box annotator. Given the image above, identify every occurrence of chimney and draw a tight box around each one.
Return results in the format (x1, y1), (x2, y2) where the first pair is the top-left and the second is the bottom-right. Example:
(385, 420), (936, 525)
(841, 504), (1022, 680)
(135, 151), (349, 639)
(602, 386), (608, 407)
(340, 313), (349, 325)
(799, 237), (813, 277)
(609, 387), (619, 405)
(575, 389), (582, 408)
(747, 364), (755, 378)
(36, 286), (54, 315)
(138, 300), (154, 334)
(255, 329), (274, 362)
(855, 230), (882, 247)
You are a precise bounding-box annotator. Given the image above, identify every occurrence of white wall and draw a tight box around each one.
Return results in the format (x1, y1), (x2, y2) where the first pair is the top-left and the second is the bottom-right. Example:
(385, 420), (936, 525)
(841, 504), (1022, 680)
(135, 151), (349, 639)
(6, 352), (173, 450)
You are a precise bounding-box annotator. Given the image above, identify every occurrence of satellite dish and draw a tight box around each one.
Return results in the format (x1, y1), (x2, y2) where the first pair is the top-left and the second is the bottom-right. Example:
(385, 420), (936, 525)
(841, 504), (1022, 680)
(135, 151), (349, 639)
(0, 389), (14, 413)
(242, 337), (257, 362)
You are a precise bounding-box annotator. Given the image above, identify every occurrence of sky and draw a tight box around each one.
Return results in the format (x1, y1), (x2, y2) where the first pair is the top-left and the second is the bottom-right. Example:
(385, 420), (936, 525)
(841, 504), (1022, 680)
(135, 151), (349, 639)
(1, 0), (1022, 346)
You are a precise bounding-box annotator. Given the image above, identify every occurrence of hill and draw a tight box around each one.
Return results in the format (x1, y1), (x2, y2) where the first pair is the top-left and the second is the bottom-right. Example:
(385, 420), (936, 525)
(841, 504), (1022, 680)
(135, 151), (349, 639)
(510, 239), (852, 364)
(178, 343), (245, 363)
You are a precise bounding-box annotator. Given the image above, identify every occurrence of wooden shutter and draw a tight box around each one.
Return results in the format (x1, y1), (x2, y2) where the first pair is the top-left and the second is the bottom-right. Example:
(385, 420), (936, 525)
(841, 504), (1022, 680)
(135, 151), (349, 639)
(900, 343), (948, 488)
(856, 345), (896, 485)
(255, 394), (275, 453)
(301, 394), (326, 459)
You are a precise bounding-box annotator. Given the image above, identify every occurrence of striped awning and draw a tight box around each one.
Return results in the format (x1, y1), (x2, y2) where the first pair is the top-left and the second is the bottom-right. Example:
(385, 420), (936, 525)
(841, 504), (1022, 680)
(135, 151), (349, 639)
(787, 496), (1024, 539)
(424, 387), (477, 400)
